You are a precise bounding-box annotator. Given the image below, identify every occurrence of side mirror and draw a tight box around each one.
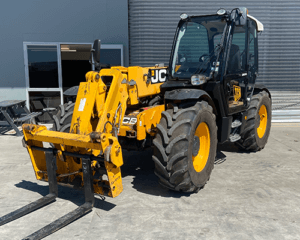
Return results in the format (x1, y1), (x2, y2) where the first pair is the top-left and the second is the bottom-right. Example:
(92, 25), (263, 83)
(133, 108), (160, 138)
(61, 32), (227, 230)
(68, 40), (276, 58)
(92, 39), (101, 63)
(232, 7), (247, 27)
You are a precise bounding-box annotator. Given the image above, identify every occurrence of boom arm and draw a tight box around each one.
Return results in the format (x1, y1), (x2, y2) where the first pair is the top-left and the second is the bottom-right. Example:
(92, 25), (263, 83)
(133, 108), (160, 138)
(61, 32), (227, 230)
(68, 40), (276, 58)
(23, 66), (165, 198)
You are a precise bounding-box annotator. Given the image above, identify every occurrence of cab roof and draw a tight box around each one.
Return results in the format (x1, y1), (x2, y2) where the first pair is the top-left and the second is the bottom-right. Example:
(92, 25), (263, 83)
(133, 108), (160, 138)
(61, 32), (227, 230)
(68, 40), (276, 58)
(248, 15), (264, 32)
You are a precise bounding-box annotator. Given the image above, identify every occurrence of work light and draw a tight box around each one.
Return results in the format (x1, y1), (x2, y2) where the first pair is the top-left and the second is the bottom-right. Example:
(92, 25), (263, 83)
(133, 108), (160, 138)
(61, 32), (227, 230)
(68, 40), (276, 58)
(217, 8), (226, 15)
(180, 13), (189, 20)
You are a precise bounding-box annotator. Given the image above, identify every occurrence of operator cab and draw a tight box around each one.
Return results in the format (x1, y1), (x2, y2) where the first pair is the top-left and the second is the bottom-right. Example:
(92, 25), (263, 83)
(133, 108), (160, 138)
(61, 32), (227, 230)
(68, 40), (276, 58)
(171, 15), (226, 79)
(168, 8), (263, 114)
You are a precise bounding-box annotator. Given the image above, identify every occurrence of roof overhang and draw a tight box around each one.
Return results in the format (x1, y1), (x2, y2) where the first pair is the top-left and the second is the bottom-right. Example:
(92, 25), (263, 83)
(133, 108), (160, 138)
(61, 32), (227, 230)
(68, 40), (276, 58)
(248, 14), (264, 32)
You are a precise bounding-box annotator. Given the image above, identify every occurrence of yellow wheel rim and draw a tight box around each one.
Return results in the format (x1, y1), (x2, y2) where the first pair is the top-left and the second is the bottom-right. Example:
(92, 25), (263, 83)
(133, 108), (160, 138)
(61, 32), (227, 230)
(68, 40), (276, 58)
(257, 105), (268, 138)
(192, 122), (210, 172)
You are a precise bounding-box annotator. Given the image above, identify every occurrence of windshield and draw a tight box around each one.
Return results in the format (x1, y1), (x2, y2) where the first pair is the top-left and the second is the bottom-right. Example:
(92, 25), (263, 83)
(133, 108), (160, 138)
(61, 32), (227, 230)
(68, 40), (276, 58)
(171, 16), (227, 79)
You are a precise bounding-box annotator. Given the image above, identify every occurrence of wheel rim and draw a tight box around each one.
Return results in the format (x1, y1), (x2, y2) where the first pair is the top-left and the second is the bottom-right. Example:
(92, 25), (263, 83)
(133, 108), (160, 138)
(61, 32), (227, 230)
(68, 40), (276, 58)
(257, 104), (268, 138)
(192, 122), (210, 172)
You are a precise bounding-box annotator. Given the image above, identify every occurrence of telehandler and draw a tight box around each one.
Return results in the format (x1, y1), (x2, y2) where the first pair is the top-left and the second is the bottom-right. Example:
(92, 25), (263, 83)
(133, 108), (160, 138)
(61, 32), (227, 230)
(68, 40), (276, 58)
(0, 8), (271, 239)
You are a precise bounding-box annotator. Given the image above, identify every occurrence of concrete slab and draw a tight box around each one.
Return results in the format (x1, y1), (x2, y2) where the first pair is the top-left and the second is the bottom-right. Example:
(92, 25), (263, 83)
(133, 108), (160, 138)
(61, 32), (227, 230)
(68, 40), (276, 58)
(0, 124), (299, 240)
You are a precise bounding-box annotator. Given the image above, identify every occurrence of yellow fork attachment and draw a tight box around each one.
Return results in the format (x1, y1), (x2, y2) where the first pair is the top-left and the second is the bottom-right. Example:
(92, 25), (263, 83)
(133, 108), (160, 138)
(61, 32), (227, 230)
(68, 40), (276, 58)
(23, 68), (129, 198)
(1, 66), (166, 239)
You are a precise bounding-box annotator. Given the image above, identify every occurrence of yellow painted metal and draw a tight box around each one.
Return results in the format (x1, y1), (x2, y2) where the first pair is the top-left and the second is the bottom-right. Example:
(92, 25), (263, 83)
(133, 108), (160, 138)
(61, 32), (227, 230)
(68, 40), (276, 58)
(257, 104), (268, 138)
(233, 85), (241, 102)
(127, 66), (164, 98)
(118, 125), (132, 137)
(23, 124), (102, 149)
(111, 66), (128, 73)
(96, 69), (129, 134)
(23, 124), (96, 184)
(136, 105), (165, 140)
(105, 161), (123, 198)
(24, 137), (46, 180)
(22, 69), (127, 197)
(175, 65), (181, 72)
(128, 84), (139, 105)
(70, 81), (98, 135)
(192, 122), (210, 172)
(23, 65), (167, 198)
(106, 136), (123, 168)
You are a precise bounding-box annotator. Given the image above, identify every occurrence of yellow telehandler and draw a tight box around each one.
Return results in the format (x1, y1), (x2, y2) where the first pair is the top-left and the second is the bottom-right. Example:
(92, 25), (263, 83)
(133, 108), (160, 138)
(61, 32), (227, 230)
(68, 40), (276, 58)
(0, 8), (271, 239)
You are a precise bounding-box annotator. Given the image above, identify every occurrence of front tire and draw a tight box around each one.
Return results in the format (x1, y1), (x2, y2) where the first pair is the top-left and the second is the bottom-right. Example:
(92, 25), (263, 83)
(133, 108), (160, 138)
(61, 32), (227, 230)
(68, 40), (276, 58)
(236, 91), (272, 151)
(152, 101), (217, 193)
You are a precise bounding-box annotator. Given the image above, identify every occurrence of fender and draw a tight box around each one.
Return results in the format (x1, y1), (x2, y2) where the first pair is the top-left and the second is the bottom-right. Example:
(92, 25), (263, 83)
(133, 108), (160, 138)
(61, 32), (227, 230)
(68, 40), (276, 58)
(254, 84), (271, 98)
(164, 89), (217, 115)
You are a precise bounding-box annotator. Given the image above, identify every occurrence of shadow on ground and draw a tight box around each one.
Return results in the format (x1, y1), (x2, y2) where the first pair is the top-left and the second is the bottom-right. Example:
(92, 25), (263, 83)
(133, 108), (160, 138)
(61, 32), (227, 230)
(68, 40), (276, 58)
(121, 149), (177, 198)
(121, 146), (231, 198)
(15, 180), (115, 211)
(0, 126), (19, 136)
(15, 142), (247, 203)
(217, 141), (251, 154)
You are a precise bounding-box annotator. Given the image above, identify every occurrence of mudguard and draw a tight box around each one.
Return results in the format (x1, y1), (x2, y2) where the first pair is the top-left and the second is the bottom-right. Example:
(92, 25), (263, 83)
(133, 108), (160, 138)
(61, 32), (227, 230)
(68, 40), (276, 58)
(164, 89), (217, 115)
(254, 84), (271, 98)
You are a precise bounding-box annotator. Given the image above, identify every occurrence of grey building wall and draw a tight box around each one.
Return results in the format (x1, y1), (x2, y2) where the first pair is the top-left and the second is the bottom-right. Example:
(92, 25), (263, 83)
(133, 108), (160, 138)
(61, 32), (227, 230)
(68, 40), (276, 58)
(0, 0), (129, 101)
(128, 0), (300, 121)
(128, 0), (300, 91)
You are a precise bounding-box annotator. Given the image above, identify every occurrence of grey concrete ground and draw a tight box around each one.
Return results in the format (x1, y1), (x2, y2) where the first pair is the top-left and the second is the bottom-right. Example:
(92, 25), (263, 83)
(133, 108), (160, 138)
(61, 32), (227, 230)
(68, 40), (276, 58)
(0, 123), (300, 240)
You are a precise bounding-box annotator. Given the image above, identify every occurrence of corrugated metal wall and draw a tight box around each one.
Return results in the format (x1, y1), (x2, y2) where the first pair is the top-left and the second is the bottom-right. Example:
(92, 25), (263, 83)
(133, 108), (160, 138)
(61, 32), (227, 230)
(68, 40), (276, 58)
(128, 0), (300, 122)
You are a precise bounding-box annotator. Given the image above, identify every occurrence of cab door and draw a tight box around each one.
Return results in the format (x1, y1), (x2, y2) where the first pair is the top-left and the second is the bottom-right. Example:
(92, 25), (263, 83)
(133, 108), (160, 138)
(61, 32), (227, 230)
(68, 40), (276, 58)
(223, 24), (249, 114)
(247, 20), (259, 92)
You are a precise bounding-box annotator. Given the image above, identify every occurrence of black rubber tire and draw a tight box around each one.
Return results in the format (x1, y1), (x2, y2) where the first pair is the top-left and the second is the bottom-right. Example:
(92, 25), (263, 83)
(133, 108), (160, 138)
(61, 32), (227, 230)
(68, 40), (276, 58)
(51, 101), (75, 133)
(236, 91), (272, 151)
(152, 101), (218, 193)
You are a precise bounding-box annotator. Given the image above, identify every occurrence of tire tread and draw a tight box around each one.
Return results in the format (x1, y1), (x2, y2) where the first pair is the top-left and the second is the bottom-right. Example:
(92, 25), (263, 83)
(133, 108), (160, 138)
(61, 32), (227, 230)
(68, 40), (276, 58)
(236, 91), (271, 152)
(152, 101), (217, 193)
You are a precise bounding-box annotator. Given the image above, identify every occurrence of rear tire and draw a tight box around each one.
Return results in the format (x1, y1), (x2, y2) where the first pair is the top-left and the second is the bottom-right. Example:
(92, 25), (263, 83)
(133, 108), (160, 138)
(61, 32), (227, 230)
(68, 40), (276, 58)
(152, 101), (217, 193)
(236, 91), (271, 151)
(52, 101), (75, 133)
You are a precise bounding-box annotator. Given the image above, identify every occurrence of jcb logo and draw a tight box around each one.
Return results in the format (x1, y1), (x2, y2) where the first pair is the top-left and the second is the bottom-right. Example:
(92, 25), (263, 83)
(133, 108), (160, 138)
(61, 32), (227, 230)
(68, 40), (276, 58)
(151, 69), (167, 84)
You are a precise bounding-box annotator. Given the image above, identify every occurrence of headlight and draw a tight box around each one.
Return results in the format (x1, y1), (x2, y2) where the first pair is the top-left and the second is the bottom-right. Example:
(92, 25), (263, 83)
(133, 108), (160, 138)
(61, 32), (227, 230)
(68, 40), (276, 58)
(191, 74), (207, 86)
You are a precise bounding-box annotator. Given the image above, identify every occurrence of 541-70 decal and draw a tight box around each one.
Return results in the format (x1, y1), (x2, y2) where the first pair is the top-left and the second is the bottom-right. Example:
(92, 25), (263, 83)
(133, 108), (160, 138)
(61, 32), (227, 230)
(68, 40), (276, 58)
(150, 69), (167, 84)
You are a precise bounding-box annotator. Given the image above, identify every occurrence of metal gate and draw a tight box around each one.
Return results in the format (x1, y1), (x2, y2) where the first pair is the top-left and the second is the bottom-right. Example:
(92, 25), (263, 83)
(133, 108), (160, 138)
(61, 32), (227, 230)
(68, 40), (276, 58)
(128, 0), (300, 122)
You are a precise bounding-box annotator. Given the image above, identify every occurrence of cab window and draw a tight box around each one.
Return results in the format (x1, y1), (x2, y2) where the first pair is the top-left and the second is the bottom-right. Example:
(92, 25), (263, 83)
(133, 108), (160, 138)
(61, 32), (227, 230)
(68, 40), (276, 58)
(227, 25), (247, 74)
(177, 23), (209, 64)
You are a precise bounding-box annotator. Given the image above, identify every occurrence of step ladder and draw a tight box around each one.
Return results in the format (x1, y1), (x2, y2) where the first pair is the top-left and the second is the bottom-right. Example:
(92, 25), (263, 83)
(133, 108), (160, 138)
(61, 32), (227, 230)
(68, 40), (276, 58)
(229, 119), (242, 142)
